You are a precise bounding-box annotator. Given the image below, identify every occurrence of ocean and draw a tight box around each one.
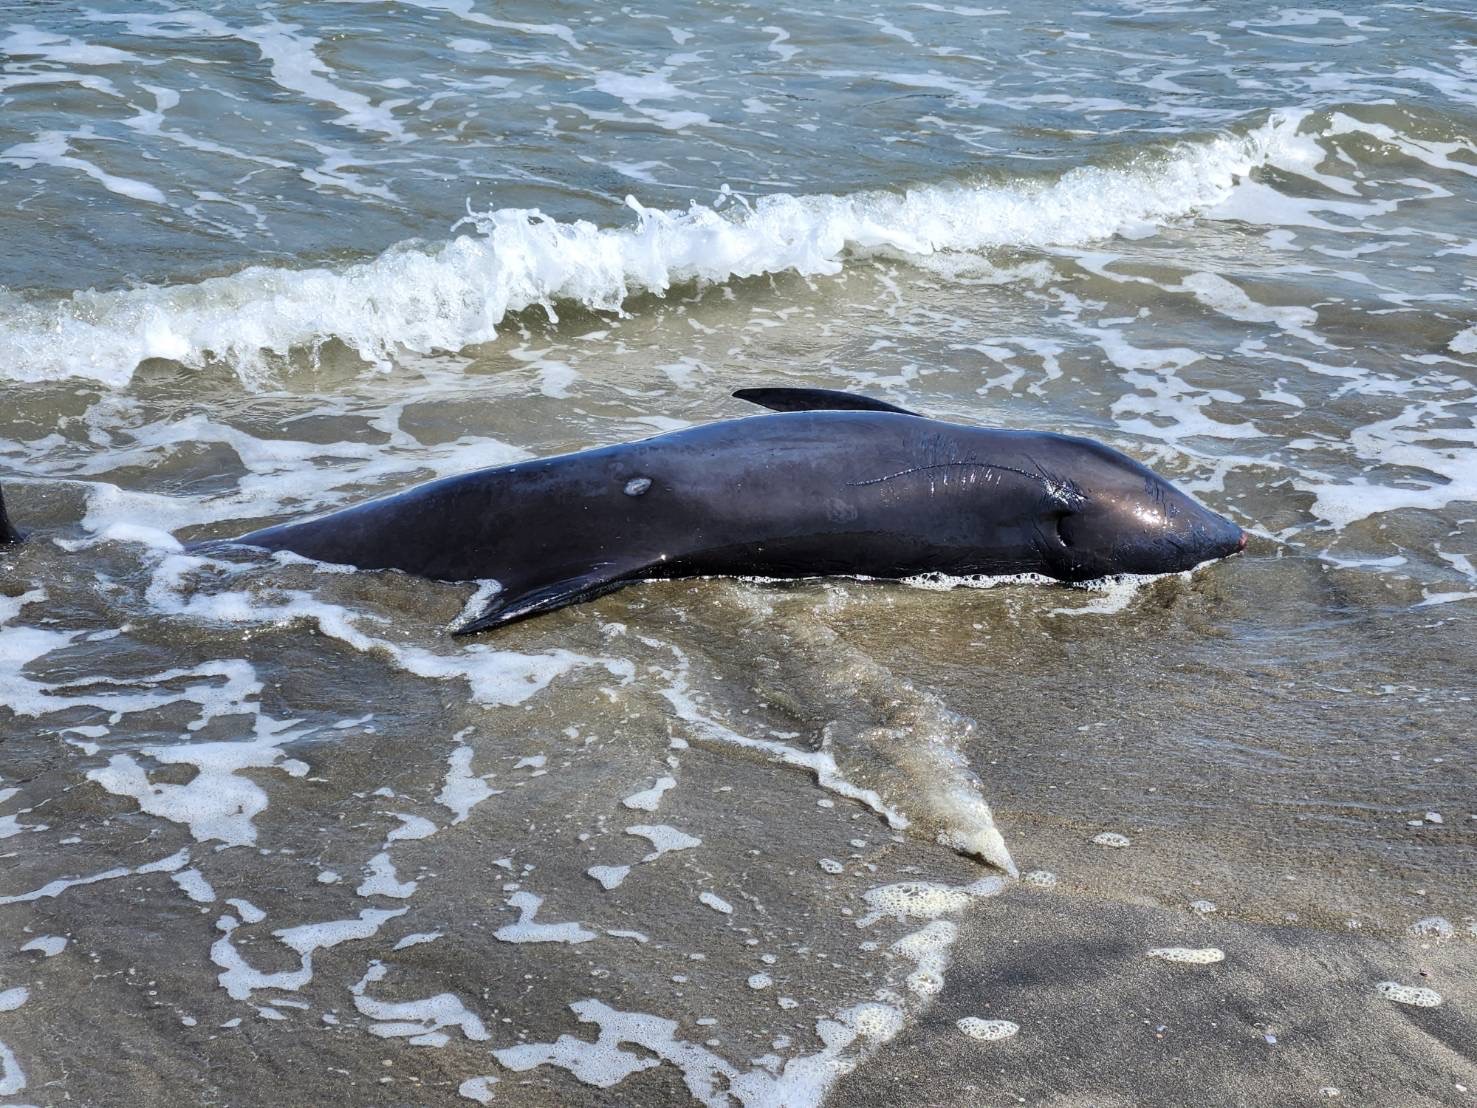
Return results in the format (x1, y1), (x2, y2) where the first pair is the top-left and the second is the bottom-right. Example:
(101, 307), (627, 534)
(1, 1), (1474, 1104)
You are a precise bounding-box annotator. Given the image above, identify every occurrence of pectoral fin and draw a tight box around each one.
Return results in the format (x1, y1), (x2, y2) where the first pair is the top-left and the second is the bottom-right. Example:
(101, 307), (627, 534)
(733, 387), (918, 416)
(454, 566), (636, 635)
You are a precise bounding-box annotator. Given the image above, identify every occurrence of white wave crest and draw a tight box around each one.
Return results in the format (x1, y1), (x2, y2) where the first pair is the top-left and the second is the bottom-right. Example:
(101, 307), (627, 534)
(1, 111), (1311, 387)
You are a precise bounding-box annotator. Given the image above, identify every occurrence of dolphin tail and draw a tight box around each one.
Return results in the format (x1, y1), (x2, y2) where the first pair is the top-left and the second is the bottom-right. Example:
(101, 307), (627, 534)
(733, 387), (918, 416)
(0, 484), (21, 544)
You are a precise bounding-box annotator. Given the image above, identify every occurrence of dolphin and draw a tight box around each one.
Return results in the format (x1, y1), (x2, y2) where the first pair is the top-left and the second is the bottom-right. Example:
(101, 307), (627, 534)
(173, 387), (1245, 632)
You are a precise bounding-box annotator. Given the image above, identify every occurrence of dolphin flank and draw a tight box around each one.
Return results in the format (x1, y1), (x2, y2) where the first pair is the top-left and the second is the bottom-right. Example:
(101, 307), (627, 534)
(198, 387), (1246, 632)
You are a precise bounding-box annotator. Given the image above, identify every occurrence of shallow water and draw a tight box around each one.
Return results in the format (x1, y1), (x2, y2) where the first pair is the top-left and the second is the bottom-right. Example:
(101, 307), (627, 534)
(1, 1), (1475, 1105)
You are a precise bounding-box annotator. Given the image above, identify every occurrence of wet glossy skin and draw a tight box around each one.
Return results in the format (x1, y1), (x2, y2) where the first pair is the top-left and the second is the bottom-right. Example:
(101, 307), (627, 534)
(0, 487), (19, 544)
(215, 410), (1245, 631)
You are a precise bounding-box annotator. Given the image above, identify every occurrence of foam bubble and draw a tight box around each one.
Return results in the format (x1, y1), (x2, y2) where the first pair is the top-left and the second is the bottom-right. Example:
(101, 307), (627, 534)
(699, 891), (734, 914)
(957, 1017), (1018, 1042)
(494, 891), (597, 944)
(385, 813), (438, 842)
(225, 898), (265, 924)
(1091, 832), (1132, 848)
(495, 995), (894, 1105)
(891, 920), (958, 998)
(438, 742), (501, 825)
(862, 883), (967, 923)
(87, 713), (312, 847)
(622, 776), (676, 812)
(626, 824), (702, 861)
(0, 986), (27, 1097)
(586, 865), (630, 890)
(20, 936), (66, 957)
(170, 868), (217, 903)
(654, 640), (1015, 874)
(859, 877), (1004, 927)
(1023, 870), (1058, 889)
(393, 931), (443, 950)
(1147, 946), (1225, 965)
(843, 1002), (904, 1041)
(1409, 916), (1454, 940)
(352, 962), (490, 1047)
(458, 1075), (499, 1103)
(356, 852), (418, 899)
(1374, 981), (1443, 1008)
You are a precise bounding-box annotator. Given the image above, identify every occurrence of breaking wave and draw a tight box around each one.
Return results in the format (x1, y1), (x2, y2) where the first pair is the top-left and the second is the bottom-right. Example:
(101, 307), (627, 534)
(1, 110), (1316, 387)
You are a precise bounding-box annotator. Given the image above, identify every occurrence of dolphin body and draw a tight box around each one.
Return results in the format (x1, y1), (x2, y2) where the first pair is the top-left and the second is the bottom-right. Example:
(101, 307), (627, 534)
(194, 388), (1246, 632)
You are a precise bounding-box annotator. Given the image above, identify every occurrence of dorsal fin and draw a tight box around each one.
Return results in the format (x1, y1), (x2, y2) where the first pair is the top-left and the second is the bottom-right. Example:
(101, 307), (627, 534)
(733, 387), (919, 416)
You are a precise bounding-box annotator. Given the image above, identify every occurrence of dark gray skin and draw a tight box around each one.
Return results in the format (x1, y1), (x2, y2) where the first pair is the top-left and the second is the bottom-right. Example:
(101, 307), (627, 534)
(0, 487), (19, 545)
(209, 389), (1245, 633)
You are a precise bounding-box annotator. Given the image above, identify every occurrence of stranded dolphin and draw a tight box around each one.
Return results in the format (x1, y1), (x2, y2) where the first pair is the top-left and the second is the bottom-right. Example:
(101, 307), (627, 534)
(0, 389), (1245, 630)
(185, 387), (1245, 632)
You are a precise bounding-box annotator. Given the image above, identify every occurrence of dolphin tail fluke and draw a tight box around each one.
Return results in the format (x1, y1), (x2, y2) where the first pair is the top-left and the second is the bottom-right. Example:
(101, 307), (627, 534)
(733, 387), (918, 416)
(454, 567), (634, 635)
(0, 484), (21, 544)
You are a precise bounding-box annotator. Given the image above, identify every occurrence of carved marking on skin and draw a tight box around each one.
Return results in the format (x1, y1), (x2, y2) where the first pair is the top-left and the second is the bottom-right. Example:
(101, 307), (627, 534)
(850, 462), (1086, 507)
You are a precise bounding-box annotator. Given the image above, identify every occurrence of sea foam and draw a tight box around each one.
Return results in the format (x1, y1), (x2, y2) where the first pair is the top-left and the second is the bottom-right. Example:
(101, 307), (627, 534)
(0, 112), (1312, 387)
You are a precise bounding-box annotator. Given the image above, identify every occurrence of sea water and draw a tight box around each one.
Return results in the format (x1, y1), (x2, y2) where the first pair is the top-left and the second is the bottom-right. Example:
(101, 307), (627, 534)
(1, 2), (1474, 1104)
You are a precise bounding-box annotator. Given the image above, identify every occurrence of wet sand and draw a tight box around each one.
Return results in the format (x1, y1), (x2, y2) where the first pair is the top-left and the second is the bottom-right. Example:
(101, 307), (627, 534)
(3, 537), (1473, 1106)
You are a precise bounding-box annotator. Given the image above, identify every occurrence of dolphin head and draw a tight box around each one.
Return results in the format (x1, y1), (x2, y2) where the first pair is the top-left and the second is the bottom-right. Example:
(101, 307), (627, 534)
(1032, 435), (1245, 581)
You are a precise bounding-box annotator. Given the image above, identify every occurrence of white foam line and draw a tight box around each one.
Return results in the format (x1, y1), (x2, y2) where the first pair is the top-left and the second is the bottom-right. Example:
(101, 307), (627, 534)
(495, 994), (915, 1105)
(0, 130), (166, 205)
(0, 25), (138, 66)
(352, 961), (490, 1046)
(0, 110), (1316, 385)
(388, 0), (583, 50)
(143, 563), (635, 707)
(0, 849), (189, 906)
(239, 17), (409, 141)
(212, 907), (406, 1000)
